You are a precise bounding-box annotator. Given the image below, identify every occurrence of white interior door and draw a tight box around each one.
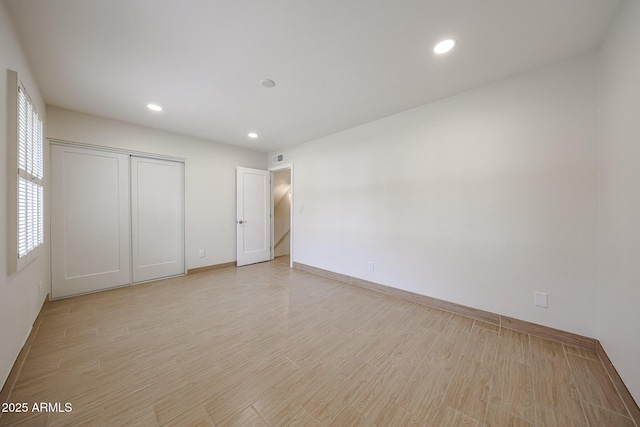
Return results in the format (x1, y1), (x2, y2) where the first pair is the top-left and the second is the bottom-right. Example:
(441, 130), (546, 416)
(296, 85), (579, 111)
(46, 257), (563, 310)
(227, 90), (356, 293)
(237, 167), (271, 266)
(131, 156), (185, 283)
(51, 145), (131, 298)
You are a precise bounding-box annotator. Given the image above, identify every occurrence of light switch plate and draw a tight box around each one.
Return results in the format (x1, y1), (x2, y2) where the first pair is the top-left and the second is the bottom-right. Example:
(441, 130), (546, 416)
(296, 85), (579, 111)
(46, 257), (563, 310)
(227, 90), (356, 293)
(534, 292), (548, 308)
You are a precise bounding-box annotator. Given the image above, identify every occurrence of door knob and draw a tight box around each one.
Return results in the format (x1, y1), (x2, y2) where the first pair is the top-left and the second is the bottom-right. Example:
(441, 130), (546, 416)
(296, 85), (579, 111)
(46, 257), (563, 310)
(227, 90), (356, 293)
(238, 220), (246, 224)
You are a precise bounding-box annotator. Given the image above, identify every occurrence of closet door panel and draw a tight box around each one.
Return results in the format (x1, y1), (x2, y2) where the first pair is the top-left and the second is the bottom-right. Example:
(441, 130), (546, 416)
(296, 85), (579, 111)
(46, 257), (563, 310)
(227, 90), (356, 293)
(131, 157), (185, 283)
(51, 145), (131, 298)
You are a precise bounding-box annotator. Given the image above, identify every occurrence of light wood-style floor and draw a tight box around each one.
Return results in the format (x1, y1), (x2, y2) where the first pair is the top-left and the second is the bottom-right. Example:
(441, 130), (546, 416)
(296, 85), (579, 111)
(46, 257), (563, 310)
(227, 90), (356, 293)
(1, 257), (636, 426)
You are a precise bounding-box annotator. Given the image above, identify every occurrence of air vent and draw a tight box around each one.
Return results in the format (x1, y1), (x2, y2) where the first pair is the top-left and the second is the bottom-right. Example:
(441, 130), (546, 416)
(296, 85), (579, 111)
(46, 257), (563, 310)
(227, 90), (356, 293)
(272, 153), (284, 164)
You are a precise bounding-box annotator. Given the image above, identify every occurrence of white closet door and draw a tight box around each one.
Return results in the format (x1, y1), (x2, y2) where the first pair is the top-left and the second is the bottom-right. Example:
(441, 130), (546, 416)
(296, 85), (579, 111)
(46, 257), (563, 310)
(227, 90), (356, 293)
(131, 156), (185, 283)
(51, 145), (131, 298)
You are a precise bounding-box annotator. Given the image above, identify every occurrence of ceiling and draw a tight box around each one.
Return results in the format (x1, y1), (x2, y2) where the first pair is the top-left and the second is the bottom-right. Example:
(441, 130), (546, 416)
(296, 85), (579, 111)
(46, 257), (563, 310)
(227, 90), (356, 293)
(6, 0), (622, 153)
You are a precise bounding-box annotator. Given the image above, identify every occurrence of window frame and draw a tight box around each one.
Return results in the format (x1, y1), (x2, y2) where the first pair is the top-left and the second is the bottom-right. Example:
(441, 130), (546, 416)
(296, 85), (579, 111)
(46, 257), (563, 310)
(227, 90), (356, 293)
(8, 70), (45, 272)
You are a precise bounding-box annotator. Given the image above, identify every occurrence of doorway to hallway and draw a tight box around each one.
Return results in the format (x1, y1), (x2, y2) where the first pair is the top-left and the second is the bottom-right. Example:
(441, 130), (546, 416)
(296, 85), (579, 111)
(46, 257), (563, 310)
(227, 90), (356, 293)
(271, 165), (292, 267)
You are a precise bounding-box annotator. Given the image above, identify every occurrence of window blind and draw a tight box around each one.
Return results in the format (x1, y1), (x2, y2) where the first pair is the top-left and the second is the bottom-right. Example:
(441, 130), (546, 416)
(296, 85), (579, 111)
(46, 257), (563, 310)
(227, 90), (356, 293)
(17, 83), (44, 263)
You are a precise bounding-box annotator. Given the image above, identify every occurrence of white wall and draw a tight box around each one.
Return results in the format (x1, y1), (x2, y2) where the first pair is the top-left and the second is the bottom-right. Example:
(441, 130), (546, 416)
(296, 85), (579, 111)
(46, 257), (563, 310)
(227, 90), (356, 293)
(598, 0), (640, 403)
(270, 55), (600, 338)
(46, 107), (267, 270)
(0, 2), (50, 390)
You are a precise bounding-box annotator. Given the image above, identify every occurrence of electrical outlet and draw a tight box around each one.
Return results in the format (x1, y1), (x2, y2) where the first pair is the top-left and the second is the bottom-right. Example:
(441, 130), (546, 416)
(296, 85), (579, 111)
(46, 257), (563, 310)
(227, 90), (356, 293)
(199, 249), (205, 258)
(367, 262), (375, 272)
(38, 281), (42, 293)
(534, 292), (548, 308)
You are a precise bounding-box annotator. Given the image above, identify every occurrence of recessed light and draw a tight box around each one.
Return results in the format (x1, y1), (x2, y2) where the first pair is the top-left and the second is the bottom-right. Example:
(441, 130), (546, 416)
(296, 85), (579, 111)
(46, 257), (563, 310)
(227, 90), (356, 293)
(260, 79), (276, 88)
(248, 132), (258, 139)
(434, 39), (456, 54)
(147, 103), (163, 112)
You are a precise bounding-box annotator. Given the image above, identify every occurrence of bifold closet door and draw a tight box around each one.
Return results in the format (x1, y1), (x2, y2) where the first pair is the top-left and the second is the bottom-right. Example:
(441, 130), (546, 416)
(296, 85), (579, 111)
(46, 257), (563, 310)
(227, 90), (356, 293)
(51, 145), (131, 299)
(131, 156), (185, 283)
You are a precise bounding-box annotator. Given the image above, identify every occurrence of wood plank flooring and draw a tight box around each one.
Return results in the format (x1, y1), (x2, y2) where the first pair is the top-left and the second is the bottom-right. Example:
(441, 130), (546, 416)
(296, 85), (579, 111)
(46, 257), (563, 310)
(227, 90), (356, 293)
(0, 257), (636, 426)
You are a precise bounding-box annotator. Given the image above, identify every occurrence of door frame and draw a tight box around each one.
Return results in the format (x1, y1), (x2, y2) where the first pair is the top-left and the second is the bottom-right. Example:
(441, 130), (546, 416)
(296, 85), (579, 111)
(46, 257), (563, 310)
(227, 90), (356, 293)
(268, 163), (293, 268)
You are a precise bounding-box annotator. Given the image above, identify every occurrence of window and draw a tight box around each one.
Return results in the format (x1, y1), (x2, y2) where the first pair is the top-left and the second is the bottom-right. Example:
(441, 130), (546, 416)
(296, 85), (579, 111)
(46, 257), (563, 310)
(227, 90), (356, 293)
(16, 81), (44, 268)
